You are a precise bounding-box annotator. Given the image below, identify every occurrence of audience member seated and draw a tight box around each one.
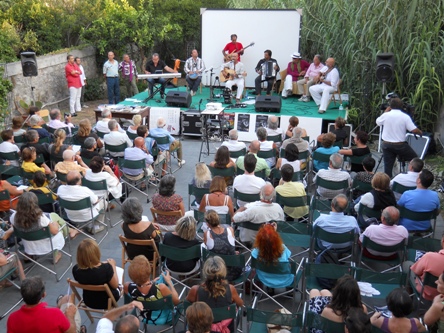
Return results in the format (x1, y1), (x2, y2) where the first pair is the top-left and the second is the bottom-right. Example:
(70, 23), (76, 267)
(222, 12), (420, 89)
(72, 239), (123, 309)
(282, 126), (310, 163)
(221, 129), (247, 153)
(122, 137), (154, 188)
(85, 156), (122, 203)
(76, 119), (103, 149)
(55, 149), (88, 176)
(10, 192), (67, 263)
(352, 156), (375, 199)
(11, 116), (26, 137)
(424, 272), (444, 330)
(338, 131), (371, 172)
(185, 302), (214, 333)
(199, 176), (235, 220)
(28, 171), (57, 212)
(0, 129), (20, 166)
(0, 171), (23, 211)
(233, 154), (265, 208)
(390, 157), (424, 200)
(313, 194), (359, 250)
(317, 117), (349, 147)
(152, 175), (185, 233)
(233, 183), (284, 247)
(150, 116), (185, 167)
(7, 276), (80, 333)
(50, 129), (71, 161)
(251, 223), (293, 290)
(360, 206), (408, 259)
(127, 114), (141, 134)
(94, 108), (125, 134)
(276, 164), (309, 220)
(121, 198), (160, 261)
(0, 248), (26, 286)
(266, 116), (284, 147)
(370, 288), (426, 332)
(103, 120), (132, 158)
(235, 140), (270, 177)
(314, 153), (351, 199)
(28, 115), (50, 139)
(80, 137), (100, 160)
(409, 233), (444, 301)
(308, 275), (367, 332)
(275, 142), (301, 172)
(48, 108), (75, 130)
(21, 130), (50, 164)
(21, 146), (52, 177)
(354, 172), (396, 229)
(202, 211), (240, 282)
(256, 127), (277, 167)
(136, 125), (158, 157)
(285, 116), (307, 139)
(95, 302), (142, 333)
(189, 162), (212, 208)
(162, 216), (201, 273)
(57, 171), (106, 233)
(398, 169), (440, 232)
(124, 255), (180, 324)
(313, 132), (340, 171)
(186, 256), (243, 333)
(209, 146), (236, 185)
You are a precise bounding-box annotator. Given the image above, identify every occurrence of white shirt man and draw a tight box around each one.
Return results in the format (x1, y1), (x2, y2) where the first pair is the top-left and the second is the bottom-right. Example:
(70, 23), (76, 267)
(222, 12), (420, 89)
(390, 157), (424, 199)
(221, 129), (246, 152)
(48, 109), (75, 130)
(94, 109), (125, 134)
(309, 57), (340, 114)
(103, 120), (133, 157)
(0, 129), (20, 166)
(233, 154), (266, 208)
(122, 137), (154, 176)
(314, 153), (351, 199)
(221, 53), (246, 102)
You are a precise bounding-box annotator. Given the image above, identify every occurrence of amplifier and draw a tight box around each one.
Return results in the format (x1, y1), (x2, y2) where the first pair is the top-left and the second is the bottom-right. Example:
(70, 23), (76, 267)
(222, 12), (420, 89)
(182, 110), (203, 136)
(165, 91), (191, 108)
(255, 95), (281, 113)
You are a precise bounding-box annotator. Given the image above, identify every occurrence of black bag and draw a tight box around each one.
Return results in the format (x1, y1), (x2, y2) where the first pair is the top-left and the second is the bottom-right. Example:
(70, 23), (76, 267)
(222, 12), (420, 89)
(315, 248), (340, 289)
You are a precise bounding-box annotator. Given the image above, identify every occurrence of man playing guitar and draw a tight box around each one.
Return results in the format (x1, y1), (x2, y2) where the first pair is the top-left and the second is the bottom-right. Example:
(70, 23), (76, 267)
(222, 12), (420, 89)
(220, 53), (247, 104)
(222, 34), (244, 62)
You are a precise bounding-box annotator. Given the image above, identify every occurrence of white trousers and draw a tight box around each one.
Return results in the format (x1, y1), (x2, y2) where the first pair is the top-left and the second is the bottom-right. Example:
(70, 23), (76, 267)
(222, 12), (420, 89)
(69, 87), (82, 114)
(225, 78), (244, 99)
(281, 76), (296, 97)
(297, 78), (316, 96)
(309, 84), (335, 111)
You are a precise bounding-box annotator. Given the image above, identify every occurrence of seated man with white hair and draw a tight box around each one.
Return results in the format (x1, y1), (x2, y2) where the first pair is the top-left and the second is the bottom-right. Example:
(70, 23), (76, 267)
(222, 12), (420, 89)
(256, 127), (277, 168)
(54, 149), (89, 176)
(29, 115), (50, 139)
(314, 153), (351, 199)
(221, 129), (246, 153)
(149, 117), (185, 166)
(266, 116), (284, 148)
(48, 109), (75, 130)
(282, 126), (310, 153)
(103, 119), (133, 158)
(94, 109), (125, 134)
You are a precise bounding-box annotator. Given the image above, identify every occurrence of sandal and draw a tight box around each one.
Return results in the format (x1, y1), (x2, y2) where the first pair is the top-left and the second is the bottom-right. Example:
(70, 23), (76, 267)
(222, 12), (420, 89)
(80, 325), (87, 333)
(56, 294), (64, 306)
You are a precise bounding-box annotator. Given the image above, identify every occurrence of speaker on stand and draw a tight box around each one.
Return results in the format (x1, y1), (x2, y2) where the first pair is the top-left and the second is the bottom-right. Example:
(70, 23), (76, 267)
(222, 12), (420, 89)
(376, 52), (395, 99)
(20, 51), (38, 105)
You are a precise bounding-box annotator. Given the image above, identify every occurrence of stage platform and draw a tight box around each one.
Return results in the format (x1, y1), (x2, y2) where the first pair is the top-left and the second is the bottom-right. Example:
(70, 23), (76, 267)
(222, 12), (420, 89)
(119, 86), (348, 141)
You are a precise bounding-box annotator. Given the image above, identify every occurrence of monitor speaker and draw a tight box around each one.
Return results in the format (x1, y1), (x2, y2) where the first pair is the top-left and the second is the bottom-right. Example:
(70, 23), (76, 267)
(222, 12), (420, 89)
(165, 91), (191, 108)
(20, 52), (38, 77)
(376, 53), (394, 82)
(255, 95), (281, 113)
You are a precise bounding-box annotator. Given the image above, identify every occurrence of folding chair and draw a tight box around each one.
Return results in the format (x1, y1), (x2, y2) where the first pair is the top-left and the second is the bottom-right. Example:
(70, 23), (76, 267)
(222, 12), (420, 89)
(234, 221), (264, 253)
(406, 236), (442, 262)
(399, 206), (438, 237)
(250, 257), (303, 312)
(188, 183), (210, 210)
(81, 178), (115, 227)
(309, 226), (358, 263)
(104, 142), (127, 160)
(0, 262), (23, 320)
(68, 278), (118, 324)
(58, 196), (109, 245)
(246, 304), (303, 333)
(304, 308), (345, 333)
(270, 168), (302, 182)
(279, 231), (311, 265)
(392, 181), (415, 196)
(314, 177), (350, 201)
(126, 130), (138, 141)
(95, 130), (107, 139)
(138, 295), (183, 333)
(257, 148), (276, 161)
(119, 235), (159, 280)
(208, 165), (236, 179)
(56, 171), (68, 184)
(229, 148), (246, 159)
(151, 135), (182, 174)
(345, 153), (372, 171)
(159, 243), (201, 290)
(309, 195), (332, 223)
(266, 134), (282, 144)
(235, 167), (266, 179)
(352, 178), (373, 197)
(311, 150), (332, 173)
(233, 188), (260, 209)
(151, 208), (183, 229)
(357, 236), (407, 273)
(34, 191), (57, 212)
(0, 151), (20, 166)
(13, 225), (72, 281)
(276, 193), (310, 224)
(118, 158), (152, 202)
(408, 270), (437, 310)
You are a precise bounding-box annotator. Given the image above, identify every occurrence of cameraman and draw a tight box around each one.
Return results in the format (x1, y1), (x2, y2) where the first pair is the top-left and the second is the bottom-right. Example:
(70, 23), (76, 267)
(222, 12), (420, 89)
(376, 97), (422, 178)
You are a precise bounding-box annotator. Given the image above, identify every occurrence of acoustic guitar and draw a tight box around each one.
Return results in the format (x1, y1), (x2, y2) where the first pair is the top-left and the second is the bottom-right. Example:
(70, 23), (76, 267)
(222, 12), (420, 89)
(220, 68), (236, 83)
(223, 42), (255, 62)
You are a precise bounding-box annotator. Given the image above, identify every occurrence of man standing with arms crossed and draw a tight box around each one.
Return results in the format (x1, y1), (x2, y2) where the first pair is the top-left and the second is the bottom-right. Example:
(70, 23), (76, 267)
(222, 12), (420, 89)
(75, 57), (88, 108)
(65, 54), (82, 117)
(103, 51), (120, 104)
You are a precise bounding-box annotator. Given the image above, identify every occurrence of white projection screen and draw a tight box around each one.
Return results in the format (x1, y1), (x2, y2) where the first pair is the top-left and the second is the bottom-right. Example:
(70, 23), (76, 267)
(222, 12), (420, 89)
(201, 9), (302, 88)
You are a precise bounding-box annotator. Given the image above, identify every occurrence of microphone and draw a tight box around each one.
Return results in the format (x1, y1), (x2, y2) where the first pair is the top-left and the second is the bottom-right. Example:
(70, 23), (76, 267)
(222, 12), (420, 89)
(205, 67), (214, 73)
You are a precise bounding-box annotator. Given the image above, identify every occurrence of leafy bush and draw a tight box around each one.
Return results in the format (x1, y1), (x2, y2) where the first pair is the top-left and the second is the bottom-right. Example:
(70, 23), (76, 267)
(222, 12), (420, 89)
(84, 78), (105, 101)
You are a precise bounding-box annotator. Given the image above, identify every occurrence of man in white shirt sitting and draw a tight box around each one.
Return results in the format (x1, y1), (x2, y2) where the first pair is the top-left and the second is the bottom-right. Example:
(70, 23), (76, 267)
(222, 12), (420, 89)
(103, 120), (133, 158)
(0, 129), (20, 166)
(314, 153), (351, 199)
(122, 137), (154, 179)
(390, 157), (423, 199)
(256, 127), (277, 168)
(265, 116), (284, 148)
(233, 154), (265, 208)
(221, 129), (246, 153)
(48, 109), (75, 130)
(94, 109), (125, 134)
(57, 170), (106, 233)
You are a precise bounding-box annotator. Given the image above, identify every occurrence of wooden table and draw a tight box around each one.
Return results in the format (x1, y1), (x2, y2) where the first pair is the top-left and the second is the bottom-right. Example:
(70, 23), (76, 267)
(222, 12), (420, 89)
(94, 107), (150, 128)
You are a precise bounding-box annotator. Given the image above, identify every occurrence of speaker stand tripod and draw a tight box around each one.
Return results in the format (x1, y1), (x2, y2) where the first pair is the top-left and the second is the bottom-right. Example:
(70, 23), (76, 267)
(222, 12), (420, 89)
(29, 77), (36, 106)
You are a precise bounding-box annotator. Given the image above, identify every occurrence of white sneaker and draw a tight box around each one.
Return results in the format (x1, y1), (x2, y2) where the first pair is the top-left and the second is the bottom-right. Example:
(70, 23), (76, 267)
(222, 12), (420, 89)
(178, 159), (186, 167)
(302, 96), (310, 102)
(298, 95), (306, 101)
(190, 91), (195, 96)
(82, 104), (89, 108)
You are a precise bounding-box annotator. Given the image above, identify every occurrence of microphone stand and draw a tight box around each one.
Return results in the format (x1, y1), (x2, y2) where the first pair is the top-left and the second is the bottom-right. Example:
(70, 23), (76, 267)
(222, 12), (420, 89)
(208, 69), (215, 102)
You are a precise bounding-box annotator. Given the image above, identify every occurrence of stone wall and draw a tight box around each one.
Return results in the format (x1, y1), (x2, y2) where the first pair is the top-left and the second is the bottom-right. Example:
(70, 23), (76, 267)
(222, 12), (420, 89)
(5, 46), (97, 112)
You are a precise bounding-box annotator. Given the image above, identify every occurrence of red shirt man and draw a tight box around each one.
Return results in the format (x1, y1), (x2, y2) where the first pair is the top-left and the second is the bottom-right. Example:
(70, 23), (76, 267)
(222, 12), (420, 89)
(65, 55), (82, 88)
(222, 34), (244, 61)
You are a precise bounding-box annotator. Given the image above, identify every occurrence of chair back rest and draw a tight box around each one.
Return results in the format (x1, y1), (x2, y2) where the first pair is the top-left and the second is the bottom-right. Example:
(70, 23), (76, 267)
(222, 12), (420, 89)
(59, 196), (92, 211)
(0, 189), (10, 201)
(358, 203), (382, 219)
(312, 151), (332, 163)
(267, 134), (282, 143)
(118, 158), (146, 172)
(257, 149), (276, 159)
(254, 169), (266, 179)
(141, 294), (174, 312)
(313, 227), (357, 245)
(208, 165), (236, 178)
(233, 189), (260, 204)
(246, 307), (303, 328)
(333, 140), (343, 148)
(193, 210), (231, 224)
(150, 207), (182, 223)
(38, 137), (50, 144)
(82, 178), (108, 191)
(305, 311), (345, 332)
(35, 192), (55, 206)
(126, 131), (138, 141)
(399, 206), (437, 222)
(407, 236), (442, 253)
(354, 268), (407, 286)
(250, 257), (295, 275)
(362, 235), (406, 253)
(34, 154), (45, 165)
(96, 130), (107, 139)
(13, 225), (52, 241)
(229, 148), (246, 159)
(392, 181), (415, 194)
(150, 135), (170, 145)
(304, 261), (354, 280)
(118, 234), (159, 278)
(237, 221), (264, 231)
(0, 151), (20, 161)
(202, 248), (246, 268)
(56, 171), (68, 183)
(188, 184), (210, 199)
(67, 278), (118, 310)
(348, 153), (372, 166)
(105, 142), (127, 153)
(14, 134), (26, 144)
(276, 193), (310, 208)
(159, 243), (201, 261)
(270, 168), (302, 182)
(352, 178), (373, 193)
(315, 177), (349, 190)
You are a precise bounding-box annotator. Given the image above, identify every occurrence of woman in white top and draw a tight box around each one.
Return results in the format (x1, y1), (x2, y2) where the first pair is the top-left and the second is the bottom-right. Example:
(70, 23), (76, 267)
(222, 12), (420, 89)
(127, 114), (142, 134)
(10, 192), (65, 263)
(84, 156), (123, 200)
(199, 176), (234, 221)
(275, 143), (301, 172)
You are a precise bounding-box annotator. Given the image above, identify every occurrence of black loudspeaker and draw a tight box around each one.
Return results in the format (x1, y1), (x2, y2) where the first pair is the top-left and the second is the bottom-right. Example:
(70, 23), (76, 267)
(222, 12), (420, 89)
(376, 53), (394, 82)
(20, 52), (38, 77)
(255, 95), (281, 113)
(165, 91), (191, 108)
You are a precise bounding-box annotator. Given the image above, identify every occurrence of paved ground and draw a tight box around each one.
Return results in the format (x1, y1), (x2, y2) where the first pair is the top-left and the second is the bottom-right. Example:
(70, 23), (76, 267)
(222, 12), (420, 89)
(0, 108), (442, 332)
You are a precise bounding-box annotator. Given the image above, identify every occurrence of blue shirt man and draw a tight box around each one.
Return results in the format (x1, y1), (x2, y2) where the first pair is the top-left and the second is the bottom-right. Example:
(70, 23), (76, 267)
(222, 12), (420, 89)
(103, 51), (120, 104)
(149, 117), (184, 166)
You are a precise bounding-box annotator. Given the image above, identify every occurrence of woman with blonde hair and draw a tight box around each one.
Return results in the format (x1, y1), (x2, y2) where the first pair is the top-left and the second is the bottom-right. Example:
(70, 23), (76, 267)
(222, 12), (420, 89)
(72, 239), (122, 309)
(50, 128), (70, 160)
(189, 162), (212, 207)
(199, 176), (234, 221)
(75, 119), (103, 148)
(128, 114), (142, 133)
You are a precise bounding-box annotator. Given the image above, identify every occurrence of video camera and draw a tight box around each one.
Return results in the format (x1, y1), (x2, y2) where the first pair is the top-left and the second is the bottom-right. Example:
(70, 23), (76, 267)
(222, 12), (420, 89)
(380, 92), (415, 118)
